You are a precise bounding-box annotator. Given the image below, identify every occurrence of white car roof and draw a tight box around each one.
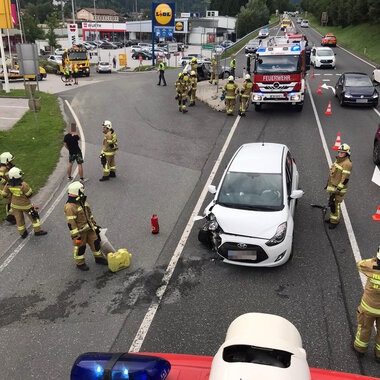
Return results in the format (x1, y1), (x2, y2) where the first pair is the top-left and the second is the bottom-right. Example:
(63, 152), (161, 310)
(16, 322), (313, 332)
(228, 143), (285, 174)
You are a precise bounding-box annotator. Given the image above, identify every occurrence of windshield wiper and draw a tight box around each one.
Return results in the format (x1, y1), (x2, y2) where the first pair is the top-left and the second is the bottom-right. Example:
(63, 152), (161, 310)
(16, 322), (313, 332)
(236, 205), (280, 211)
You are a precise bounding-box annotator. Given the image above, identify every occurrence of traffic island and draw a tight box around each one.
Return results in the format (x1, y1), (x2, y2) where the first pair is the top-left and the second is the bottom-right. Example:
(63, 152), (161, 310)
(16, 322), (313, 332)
(196, 78), (245, 112)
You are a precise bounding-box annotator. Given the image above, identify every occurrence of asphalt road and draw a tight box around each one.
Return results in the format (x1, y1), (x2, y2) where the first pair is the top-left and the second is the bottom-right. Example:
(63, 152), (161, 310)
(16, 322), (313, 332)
(0, 22), (379, 379)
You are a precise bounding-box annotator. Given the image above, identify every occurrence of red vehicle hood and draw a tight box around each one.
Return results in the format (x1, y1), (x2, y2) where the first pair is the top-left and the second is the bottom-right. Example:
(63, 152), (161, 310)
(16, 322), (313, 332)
(139, 353), (377, 380)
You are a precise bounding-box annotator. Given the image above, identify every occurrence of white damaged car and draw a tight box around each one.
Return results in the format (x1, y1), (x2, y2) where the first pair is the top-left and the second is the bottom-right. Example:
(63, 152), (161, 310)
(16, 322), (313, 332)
(197, 143), (303, 267)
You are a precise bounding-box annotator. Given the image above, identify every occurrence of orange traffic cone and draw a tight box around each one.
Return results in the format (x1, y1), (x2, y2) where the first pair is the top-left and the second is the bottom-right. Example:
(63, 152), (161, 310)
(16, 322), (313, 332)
(325, 101), (332, 115)
(310, 68), (315, 78)
(332, 132), (341, 150)
(316, 83), (322, 94)
(372, 206), (380, 221)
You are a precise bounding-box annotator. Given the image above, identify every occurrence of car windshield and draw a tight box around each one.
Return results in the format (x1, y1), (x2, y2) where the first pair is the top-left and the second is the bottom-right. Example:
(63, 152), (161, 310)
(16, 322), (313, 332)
(100, 62), (109, 65)
(325, 36), (335, 40)
(346, 76), (373, 87)
(255, 55), (301, 74)
(248, 40), (259, 47)
(68, 52), (87, 61)
(317, 49), (333, 56)
(217, 172), (283, 210)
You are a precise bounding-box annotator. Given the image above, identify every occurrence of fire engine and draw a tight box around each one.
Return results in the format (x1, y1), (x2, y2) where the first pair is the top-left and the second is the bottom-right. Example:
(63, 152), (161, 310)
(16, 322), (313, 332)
(251, 35), (311, 112)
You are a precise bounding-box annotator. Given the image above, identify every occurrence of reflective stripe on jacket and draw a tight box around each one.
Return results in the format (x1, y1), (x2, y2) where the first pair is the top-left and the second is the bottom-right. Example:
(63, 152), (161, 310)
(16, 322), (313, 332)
(3, 182), (33, 209)
(241, 80), (253, 97)
(357, 258), (380, 315)
(223, 82), (239, 99)
(326, 156), (352, 195)
(64, 201), (95, 238)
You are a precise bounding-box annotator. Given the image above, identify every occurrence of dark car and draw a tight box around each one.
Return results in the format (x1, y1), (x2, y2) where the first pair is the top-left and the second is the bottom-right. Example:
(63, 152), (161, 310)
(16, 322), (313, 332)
(245, 39), (261, 54)
(373, 124), (380, 165)
(99, 42), (117, 49)
(196, 61), (232, 82)
(335, 72), (379, 107)
(132, 51), (152, 60)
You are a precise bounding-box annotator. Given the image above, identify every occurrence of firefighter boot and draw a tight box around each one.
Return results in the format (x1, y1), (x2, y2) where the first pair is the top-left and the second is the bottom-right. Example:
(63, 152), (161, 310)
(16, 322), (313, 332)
(99, 176), (110, 182)
(109, 171), (116, 178)
(77, 263), (89, 271)
(5, 214), (16, 224)
(21, 230), (28, 239)
(35, 231), (48, 236)
(95, 256), (108, 265)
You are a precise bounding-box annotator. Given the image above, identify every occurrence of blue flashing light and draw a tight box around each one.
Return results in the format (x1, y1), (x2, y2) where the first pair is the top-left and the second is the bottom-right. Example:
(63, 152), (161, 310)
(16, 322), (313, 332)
(289, 92), (295, 96)
(258, 92), (263, 96)
(291, 44), (301, 51)
(257, 47), (266, 53)
(71, 353), (171, 380)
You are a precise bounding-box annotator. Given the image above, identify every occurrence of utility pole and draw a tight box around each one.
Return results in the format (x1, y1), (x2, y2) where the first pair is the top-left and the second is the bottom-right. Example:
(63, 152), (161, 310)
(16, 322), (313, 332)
(71, 0), (75, 23)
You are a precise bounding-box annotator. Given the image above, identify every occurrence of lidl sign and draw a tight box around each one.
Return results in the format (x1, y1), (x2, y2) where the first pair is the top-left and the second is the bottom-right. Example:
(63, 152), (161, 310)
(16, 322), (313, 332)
(175, 21), (184, 31)
(152, 2), (175, 27)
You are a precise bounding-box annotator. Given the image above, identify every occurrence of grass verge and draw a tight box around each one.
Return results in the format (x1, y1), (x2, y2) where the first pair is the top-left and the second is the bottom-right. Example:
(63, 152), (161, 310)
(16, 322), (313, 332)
(305, 13), (380, 64)
(221, 18), (280, 59)
(0, 90), (66, 221)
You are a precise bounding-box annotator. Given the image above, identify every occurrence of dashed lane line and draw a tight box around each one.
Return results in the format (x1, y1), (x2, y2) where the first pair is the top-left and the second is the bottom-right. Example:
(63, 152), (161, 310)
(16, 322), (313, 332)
(307, 79), (366, 287)
(129, 114), (242, 352)
(0, 100), (85, 273)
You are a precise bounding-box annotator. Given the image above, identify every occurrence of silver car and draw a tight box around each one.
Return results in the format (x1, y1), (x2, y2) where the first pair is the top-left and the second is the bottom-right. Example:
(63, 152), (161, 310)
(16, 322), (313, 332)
(96, 61), (112, 73)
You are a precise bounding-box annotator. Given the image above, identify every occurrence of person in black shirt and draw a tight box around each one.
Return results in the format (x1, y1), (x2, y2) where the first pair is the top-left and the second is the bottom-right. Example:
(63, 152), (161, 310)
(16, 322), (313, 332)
(63, 123), (86, 182)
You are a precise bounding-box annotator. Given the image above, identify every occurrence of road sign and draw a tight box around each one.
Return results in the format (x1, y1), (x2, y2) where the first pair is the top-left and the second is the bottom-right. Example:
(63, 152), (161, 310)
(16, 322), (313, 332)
(0, 0), (13, 29)
(155, 27), (173, 38)
(119, 54), (127, 66)
(202, 44), (214, 50)
(190, 12), (200, 18)
(181, 12), (190, 18)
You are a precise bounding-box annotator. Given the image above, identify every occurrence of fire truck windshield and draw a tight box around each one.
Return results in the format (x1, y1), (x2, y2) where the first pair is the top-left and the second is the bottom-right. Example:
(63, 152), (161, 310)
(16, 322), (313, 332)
(68, 52), (87, 61)
(255, 55), (301, 74)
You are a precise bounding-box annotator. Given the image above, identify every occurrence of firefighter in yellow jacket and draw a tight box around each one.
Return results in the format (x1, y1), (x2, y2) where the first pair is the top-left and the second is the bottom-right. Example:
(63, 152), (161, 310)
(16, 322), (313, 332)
(239, 74), (253, 117)
(190, 57), (198, 72)
(222, 76), (239, 115)
(209, 57), (217, 84)
(99, 120), (118, 181)
(353, 248), (380, 362)
(2, 167), (47, 238)
(0, 152), (16, 224)
(325, 143), (352, 229)
(174, 72), (189, 113)
(64, 181), (107, 271)
(189, 70), (197, 107)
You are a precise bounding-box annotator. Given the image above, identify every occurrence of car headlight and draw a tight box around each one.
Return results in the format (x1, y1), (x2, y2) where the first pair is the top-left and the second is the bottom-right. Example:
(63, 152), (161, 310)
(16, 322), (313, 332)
(266, 222), (287, 246)
(373, 93), (379, 98)
(253, 93), (262, 101)
(344, 93), (352, 98)
(207, 214), (219, 231)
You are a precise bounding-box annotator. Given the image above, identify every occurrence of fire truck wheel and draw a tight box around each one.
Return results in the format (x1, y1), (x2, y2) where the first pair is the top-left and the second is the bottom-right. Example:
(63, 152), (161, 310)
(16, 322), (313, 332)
(254, 104), (262, 112)
(295, 103), (303, 112)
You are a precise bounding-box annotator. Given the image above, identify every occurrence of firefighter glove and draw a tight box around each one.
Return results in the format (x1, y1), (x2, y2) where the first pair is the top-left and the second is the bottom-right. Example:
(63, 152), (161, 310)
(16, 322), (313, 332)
(220, 93), (225, 101)
(99, 154), (107, 167)
(29, 207), (39, 219)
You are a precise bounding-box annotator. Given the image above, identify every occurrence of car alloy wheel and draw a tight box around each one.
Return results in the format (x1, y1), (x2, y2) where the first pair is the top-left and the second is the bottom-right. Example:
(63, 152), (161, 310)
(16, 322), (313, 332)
(373, 141), (380, 165)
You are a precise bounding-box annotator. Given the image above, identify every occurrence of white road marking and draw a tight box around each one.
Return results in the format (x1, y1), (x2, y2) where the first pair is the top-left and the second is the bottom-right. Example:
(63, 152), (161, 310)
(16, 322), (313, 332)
(0, 105), (28, 108)
(324, 74), (333, 76)
(321, 83), (336, 94)
(0, 100), (85, 273)
(322, 79), (330, 82)
(371, 166), (380, 187)
(373, 108), (380, 118)
(0, 117), (19, 120)
(129, 115), (242, 352)
(307, 80), (366, 287)
(314, 73), (321, 76)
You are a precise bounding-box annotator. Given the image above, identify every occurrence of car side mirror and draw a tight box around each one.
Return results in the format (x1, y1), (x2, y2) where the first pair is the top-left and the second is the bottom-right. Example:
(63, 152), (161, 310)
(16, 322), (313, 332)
(290, 189), (304, 199)
(334, 53), (336, 55)
(208, 185), (217, 194)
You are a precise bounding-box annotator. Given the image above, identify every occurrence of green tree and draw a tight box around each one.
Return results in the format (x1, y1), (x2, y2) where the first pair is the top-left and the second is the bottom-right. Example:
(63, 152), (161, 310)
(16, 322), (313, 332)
(45, 12), (60, 51)
(22, 13), (45, 43)
(236, 0), (270, 37)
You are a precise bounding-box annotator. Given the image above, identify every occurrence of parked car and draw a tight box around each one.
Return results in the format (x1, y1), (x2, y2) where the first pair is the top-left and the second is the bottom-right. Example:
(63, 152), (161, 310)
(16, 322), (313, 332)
(81, 42), (94, 50)
(54, 48), (65, 56)
(96, 61), (112, 73)
(221, 40), (233, 48)
(197, 143), (303, 267)
(131, 45), (144, 53)
(372, 66), (380, 83)
(47, 55), (62, 65)
(258, 28), (269, 38)
(300, 20), (309, 27)
(132, 51), (152, 60)
(245, 39), (261, 54)
(373, 124), (380, 165)
(213, 45), (224, 54)
(296, 17), (302, 23)
(138, 42), (151, 48)
(180, 55), (196, 67)
(335, 72), (379, 107)
(321, 33), (337, 47)
(188, 53), (203, 60)
(310, 47), (336, 68)
(99, 42), (117, 49)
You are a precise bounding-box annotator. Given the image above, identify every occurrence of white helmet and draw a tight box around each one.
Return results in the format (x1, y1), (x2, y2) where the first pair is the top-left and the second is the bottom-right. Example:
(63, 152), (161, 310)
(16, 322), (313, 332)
(0, 152), (14, 165)
(102, 120), (112, 129)
(68, 181), (85, 197)
(245, 74), (251, 80)
(228, 75), (234, 81)
(190, 70), (196, 76)
(8, 167), (23, 179)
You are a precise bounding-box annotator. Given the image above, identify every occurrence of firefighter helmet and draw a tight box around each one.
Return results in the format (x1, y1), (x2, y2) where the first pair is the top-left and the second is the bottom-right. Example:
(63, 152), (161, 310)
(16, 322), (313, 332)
(0, 152), (14, 165)
(102, 120), (112, 129)
(228, 76), (234, 81)
(68, 181), (85, 197)
(338, 143), (351, 155)
(192, 57), (196, 62)
(190, 70), (196, 76)
(245, 74), (251, 80)
(8, 167), (23, 179)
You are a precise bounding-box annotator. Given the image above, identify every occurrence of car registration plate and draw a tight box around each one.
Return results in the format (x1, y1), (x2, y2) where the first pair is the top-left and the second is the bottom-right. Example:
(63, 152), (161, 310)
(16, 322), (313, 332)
(228, 250), (257, 260)
(356, 99), (368, 103)
(269, 94), (284, 99)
